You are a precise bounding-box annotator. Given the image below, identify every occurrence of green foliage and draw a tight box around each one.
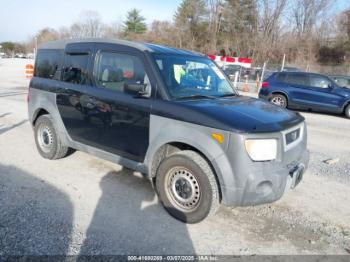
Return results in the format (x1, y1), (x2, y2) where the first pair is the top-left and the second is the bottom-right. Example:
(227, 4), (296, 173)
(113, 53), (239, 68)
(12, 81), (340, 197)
(221, 0), (257, 34)
(0, 42), (25, 54)
(123, 9), (147, 35)
(174, 0), (208, 49)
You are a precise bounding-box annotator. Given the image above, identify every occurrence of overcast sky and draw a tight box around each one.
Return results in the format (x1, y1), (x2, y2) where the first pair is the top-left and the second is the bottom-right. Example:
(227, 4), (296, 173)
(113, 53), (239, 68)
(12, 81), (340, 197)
(0, 0), (348, 42)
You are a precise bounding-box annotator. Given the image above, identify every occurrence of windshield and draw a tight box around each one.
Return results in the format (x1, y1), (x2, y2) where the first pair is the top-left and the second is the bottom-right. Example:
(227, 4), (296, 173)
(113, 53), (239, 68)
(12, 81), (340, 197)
(152, 54), (237, 99)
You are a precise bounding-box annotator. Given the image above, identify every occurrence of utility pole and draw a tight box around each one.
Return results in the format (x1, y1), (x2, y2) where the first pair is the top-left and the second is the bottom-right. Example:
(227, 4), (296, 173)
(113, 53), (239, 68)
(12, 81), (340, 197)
(258, 62), (267, 93)
(34, 37), (38, 59)
(281, 53), (286, 71)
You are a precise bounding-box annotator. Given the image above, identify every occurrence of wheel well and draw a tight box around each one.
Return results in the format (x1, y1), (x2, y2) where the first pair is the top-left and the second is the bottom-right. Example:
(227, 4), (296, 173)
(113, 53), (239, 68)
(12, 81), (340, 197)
(344, 102), (350, 113)
(33, 109), (49, 126)
(150, 142), (222, 200)
(271, 91), (288, 101)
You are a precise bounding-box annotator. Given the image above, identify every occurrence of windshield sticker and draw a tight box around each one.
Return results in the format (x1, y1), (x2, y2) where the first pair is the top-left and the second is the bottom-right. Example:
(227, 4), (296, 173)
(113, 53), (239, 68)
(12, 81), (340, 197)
(211, 66), (225, 79)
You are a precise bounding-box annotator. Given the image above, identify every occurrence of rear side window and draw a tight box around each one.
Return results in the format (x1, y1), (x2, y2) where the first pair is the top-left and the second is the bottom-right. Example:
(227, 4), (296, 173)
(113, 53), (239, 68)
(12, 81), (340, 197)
(35, 49), (63, 80)
(285, 73), (308, 86)
(275, 73), (287, 82)
(63, 53), (90, 85)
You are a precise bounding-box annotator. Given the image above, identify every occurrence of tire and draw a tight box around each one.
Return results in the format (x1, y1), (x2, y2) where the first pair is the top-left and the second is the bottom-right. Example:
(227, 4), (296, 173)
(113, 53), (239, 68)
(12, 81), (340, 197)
(269, 94), (288, 108)
(345, 104), (350, 119)
(156, 150), (220, 223)
(34, 115), (69, 160)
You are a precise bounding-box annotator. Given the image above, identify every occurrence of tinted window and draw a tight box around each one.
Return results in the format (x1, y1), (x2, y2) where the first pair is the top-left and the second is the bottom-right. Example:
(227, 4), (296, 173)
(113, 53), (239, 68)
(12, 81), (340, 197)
(94, 52), (150, 93)
(62, 53), (90, 85)
(275, 72), (287, 82)
(35, 49), (63, 80)
(309, 75), (331, 89)
(333, 77), (350, 88)
(286, 73), (308, 85)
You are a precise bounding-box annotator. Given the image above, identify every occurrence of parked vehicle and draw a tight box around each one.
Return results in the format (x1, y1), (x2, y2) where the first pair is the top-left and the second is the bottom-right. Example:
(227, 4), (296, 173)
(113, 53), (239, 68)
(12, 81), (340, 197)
(15, 53), (26, 58)
(28, 39), (309, 223)
(222, 64), (241, 79)
(280, 66), (301, 72)
(329, 75), (350, 89)
(26, 53), (35, 59)
(259, 71), (350, 118)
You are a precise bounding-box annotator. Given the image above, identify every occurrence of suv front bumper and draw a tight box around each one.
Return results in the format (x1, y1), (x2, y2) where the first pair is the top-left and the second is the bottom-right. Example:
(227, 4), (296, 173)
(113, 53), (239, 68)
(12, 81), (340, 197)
(212, 122), (309, 207)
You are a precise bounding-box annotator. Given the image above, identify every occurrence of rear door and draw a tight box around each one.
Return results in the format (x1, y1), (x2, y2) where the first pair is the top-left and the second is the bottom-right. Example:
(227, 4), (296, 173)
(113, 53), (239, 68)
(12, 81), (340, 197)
(284, 72), (311, 107)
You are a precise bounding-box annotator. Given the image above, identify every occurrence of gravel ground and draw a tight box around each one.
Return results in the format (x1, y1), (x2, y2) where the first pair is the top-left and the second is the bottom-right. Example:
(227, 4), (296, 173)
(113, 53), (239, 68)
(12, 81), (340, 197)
(0, 58), (349, 255)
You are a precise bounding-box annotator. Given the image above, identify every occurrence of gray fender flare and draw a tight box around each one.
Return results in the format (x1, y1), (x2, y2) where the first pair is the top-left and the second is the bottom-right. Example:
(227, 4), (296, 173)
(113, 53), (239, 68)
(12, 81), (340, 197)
(29, 89), (70, 145)
(144, 115), (232, 194)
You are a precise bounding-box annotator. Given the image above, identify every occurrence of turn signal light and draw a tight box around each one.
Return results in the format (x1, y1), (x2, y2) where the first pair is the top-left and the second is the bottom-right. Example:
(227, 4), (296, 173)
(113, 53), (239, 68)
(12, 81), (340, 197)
(212, 133), (224, 144)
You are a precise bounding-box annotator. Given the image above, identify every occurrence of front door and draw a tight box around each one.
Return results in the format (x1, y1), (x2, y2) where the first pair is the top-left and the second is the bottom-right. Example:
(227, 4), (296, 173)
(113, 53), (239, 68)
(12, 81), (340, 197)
(306, 74), (343, 112)
(56, 43), (153, 162)
(284, 73), (311, 107)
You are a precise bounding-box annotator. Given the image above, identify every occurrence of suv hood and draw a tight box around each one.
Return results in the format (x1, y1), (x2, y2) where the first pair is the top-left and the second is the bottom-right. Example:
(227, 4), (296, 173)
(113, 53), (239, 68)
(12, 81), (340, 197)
(153, 96), (304, 133)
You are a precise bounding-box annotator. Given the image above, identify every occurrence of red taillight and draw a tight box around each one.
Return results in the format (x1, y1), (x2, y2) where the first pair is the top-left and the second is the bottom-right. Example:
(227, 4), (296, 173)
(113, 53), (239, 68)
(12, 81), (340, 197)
(261, 82), (269, 88)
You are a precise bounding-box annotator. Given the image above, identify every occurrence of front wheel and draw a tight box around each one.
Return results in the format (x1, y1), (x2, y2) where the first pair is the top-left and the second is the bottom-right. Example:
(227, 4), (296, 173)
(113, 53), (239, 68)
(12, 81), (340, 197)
(156, 150), (220, 223)
(269, 94), (287, 108)
(345, 104), (350, 119)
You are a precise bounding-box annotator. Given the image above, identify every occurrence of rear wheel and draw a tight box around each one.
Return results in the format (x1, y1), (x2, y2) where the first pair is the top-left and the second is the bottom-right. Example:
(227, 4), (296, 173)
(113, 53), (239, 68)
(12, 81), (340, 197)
(345, 104), (350, 119)
(269, 94), (287, 108)
(34, 115), (69, 160)
(156, 150), (220, 223)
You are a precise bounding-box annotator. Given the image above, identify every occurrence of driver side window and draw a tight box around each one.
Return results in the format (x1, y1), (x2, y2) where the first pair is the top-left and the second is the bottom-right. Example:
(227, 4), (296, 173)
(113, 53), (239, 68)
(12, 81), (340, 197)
(94, 52), (150, 94)
(309, 75), (331, 89)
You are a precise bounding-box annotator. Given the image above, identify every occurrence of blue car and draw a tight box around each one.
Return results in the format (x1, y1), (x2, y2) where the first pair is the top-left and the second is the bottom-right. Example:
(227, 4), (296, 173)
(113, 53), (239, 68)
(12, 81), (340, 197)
(259, 71), (350, 118)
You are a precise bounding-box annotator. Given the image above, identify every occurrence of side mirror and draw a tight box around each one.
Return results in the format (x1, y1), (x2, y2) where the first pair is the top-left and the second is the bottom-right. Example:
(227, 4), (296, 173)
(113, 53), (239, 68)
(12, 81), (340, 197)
(328, 83), (334, 89)
(124, 82), (149, 97)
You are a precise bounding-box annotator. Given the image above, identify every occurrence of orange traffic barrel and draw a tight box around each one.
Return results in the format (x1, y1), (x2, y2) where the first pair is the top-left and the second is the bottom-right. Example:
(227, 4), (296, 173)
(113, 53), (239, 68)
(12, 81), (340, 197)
(25, 64), (34, 79)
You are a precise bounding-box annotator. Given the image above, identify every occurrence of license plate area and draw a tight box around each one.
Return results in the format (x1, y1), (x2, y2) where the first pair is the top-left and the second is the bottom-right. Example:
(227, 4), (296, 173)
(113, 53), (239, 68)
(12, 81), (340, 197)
(289, 164), (305, 189)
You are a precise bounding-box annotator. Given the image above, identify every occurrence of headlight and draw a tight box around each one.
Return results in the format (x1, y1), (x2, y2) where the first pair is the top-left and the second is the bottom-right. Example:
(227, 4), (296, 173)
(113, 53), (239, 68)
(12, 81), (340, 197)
(245, 139), (277, 161)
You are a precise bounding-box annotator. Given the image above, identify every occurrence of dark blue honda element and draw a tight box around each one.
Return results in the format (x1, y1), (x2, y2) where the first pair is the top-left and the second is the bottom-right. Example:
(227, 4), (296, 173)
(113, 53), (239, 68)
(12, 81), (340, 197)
(28, 39), (309, 223)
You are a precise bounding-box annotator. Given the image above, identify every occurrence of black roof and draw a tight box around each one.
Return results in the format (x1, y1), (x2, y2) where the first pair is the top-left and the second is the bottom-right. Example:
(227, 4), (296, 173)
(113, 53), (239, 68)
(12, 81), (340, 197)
(39, 38), (203, 57)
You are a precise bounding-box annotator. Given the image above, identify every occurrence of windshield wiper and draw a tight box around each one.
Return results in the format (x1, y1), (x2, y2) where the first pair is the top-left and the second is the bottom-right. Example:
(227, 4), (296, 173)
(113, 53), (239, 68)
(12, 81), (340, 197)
(176, 94), (218, 100)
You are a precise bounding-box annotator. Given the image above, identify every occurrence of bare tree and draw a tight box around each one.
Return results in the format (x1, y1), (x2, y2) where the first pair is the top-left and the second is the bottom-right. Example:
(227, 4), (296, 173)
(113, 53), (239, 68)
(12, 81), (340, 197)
(102, 22), (123, 38)
(258, 0), (287, 43)
(70, 10), (104, 38)
(255, 0), (287, 62)
(206, 0), (224, 53)
(292, 0), (330, 37)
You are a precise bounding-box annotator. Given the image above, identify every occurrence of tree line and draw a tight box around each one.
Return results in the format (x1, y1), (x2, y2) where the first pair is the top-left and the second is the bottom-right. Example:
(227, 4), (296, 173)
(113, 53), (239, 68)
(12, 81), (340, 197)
(1, 0), (349, 72)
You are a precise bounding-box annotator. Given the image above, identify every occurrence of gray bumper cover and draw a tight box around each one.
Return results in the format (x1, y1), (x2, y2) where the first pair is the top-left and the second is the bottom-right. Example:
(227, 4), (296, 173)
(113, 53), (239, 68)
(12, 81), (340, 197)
(212, 123), (309, 207)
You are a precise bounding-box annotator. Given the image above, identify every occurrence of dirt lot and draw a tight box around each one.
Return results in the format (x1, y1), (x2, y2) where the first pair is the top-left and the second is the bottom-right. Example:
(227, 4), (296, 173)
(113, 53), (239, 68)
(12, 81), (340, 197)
(0, 58), (349, 255)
